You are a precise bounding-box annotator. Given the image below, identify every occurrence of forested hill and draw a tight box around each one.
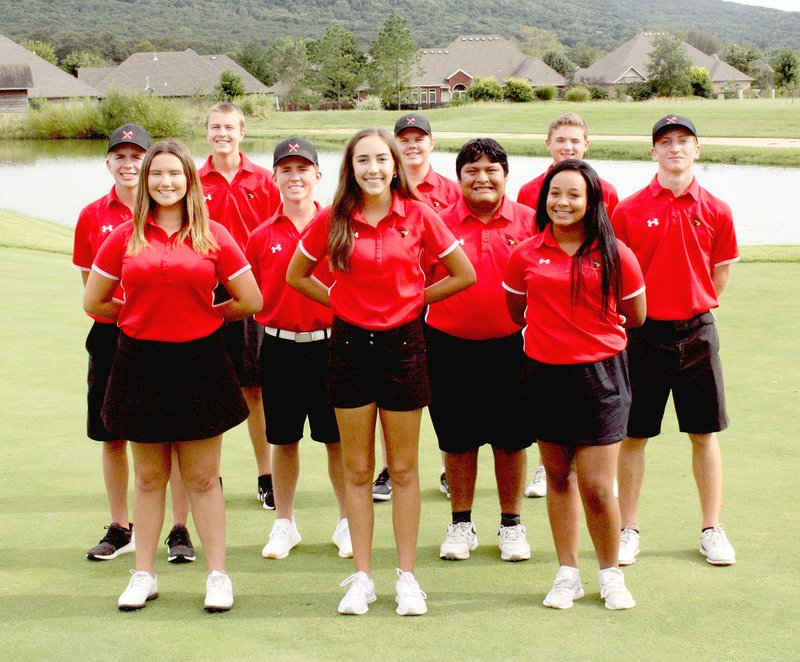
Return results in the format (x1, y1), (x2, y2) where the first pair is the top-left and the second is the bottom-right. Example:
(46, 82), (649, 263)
(2, 0), (798, 53)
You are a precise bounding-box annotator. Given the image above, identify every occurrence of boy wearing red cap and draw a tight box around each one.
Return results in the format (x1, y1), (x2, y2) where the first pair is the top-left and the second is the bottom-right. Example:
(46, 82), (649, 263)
(612, 115), (738, 567)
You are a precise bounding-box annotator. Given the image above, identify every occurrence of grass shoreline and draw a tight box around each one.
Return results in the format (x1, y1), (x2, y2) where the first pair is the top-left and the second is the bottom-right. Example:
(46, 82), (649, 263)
(2, 209), (797, 262)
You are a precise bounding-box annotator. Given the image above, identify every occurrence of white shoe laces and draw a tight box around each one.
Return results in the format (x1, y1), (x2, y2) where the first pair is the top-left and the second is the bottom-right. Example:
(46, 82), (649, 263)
(500, 524), (525, 542)
(207, 571), (230, 591)
(620, 525), (638, 546)
(532, 465), (546, 484)
(396, 570), (427, 599)
(269, 520), (294, 540)
(447, 522), (474, 543)
(127, 569), (153, 588)
(339, 572), (371, 592)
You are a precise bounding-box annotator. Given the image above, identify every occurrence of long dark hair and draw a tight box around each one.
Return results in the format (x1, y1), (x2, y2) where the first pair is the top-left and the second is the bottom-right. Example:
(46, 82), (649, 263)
(328, 128), (418, 271)
(536, 159), (620, 318)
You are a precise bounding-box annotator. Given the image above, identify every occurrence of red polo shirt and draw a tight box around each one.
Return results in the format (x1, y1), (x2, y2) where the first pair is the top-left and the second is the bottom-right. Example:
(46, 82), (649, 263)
(503, 225), (645, 364)
(611, 176), (738, 321)
(299, 194), (458, 331)
(92, 219), (251, 342)
(73, 186), (132, 323)
(246, 203), (334, 332)
(426, 195), (537, 340)
(199, 153), (280, 249)
(415, 166), (461, 211)
(517, 167), (619, 217)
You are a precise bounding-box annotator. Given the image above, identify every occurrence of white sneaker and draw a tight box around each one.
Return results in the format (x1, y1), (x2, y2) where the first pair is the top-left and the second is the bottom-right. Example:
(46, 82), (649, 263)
(337, 571), (376, 615)
(439, 522), (478, 560)
(524, 465), (547, 498)
(700, 525), (736, 565)
(332, 518), (353, 558)
(261, 518), (301, 559)
(618, 524), (640, 566)
(498, 524), (531, 561)
(543, 566), (584, 609)
(204, 570), (234, 612)
(118, 570), (157, 610)
(599, 567), (635, 610)
(395, 568), (428, 616)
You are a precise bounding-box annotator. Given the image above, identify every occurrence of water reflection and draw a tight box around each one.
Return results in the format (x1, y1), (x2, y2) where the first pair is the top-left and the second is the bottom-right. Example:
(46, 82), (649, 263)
(0, 138), (797, 245)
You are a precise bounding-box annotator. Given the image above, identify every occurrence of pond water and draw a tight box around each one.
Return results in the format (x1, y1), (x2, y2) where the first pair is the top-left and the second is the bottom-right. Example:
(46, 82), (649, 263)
(0, 137), (797, 245)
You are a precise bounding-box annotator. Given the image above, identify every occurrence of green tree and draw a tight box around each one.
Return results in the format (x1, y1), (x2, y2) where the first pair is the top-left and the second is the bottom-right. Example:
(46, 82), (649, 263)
(516, 27), (563, 59)
(647, 32), (691, 97)
(503, 77), (533, 102)
(567, 42), (601, 69)
(214, 70), (246, 101)
(20, 39), (57, 65)
(235, 42), (275, 85)
(721, 42), (763, 78)
(543, 51), (576, 78)
(307, 24), (364, 109)
(269, 37), (309, 106)
(685, 29), (721, 56)
(61, 51), (108, 76)
(772, 48), (800, 90)
(367, 15), (420, 110)
(466, 77), (503, 102)
(688, 66), (714, 98)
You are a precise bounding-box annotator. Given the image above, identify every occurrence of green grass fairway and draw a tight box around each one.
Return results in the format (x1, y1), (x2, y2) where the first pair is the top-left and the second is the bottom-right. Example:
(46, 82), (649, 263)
(1, 220), (798, 660)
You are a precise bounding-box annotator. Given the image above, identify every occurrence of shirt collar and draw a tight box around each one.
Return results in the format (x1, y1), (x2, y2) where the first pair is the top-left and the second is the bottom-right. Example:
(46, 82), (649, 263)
(648, 174), (700, 201)
(198, 153), (252, 177)
(353, 192), (407, 225)
(455, 194), (514, 225)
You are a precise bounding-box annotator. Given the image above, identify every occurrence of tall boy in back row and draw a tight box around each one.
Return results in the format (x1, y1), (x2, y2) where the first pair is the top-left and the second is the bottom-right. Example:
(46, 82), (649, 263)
(516, 112), (619, 499)
(612, 115), (738, 566)
(199, 102), (280, 507)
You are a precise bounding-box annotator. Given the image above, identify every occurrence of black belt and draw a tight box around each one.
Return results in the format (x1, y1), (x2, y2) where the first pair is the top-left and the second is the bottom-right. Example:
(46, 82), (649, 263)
(644, 312), (714, 333)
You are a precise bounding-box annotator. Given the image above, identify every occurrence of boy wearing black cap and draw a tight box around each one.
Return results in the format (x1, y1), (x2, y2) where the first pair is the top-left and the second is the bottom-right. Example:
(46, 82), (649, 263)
(611, 115), (739, 567)
(73, 124), (195, 563)
(246, 138), (350, 560)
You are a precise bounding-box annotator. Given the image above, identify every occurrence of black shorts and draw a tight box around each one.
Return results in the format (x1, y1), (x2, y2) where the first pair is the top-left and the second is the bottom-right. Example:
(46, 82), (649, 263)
(259, 330), (339, 445)
(103, 328), (249, 443)
(85, 322), (120, 441)
(426, 326), (530, 453)
(215, 284), (262, 388)
(626, 313), (729, 438)
(327, 316), (430, 411)
(521, 351), (631, 447)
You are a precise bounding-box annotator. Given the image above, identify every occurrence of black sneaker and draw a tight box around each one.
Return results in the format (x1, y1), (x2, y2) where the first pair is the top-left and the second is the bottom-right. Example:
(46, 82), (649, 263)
(258, 476), (275, 510)
(165, 524), (196, 563)
(372, 467), (392, 502)
(87, 522), (134, 561)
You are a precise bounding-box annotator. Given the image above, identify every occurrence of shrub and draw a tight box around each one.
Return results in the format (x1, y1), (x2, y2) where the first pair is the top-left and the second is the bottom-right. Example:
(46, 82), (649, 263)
(533, 85), (556, 101)
(466, 77), (503, 102)
(689, 66), (714, 99)
(722, 80), (741, 99)
(564, 86), (591, 102)
(214, 70), (246, 102)
(447, 92), (472, 107)
(503, 77), (534, 102)
(236, 94), (274, 118)
(627, 81), (656, 101)
(588, 85), (610, 100)
(24, 99), (102, 139)
(355, 95), (384, 111)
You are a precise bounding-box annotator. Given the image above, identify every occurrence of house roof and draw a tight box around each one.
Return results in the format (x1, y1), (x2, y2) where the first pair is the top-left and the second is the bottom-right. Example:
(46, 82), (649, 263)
(88, 49), (270, 97)
(577, 32), (753, 85)
(0, 64), (34, 90)
(77, 66), (115, 87)
(413, 35), (565, 88)
(0, 33), (98, 98)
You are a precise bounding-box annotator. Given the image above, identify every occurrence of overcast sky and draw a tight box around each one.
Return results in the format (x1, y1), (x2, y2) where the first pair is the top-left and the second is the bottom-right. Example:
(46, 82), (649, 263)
(726, 0), (799, 10)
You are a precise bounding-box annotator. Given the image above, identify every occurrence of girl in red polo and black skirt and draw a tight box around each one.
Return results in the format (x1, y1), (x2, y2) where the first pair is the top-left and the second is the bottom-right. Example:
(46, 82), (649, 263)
(287, 128), (475, 616)
(84, 140), (262, 613)
(503, 159), (646, 611)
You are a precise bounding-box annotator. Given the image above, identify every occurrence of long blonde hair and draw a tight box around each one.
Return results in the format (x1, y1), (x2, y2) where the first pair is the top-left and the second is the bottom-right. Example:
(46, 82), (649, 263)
(127, 140), (218, 255)
(328, 128), (418, 271)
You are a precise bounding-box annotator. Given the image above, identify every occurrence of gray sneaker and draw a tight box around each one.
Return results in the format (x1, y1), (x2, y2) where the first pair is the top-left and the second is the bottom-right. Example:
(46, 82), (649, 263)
(165, 524), (196, 563)
(87, 522), (134, 561)
(372, 468), (392, 501)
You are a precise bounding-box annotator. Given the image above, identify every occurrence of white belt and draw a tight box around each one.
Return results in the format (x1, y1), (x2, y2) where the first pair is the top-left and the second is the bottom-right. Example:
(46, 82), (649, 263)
(264, 326), (331, 343)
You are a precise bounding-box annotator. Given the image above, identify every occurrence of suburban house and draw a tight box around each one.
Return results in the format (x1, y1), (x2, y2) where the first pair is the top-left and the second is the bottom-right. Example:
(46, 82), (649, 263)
(0, 32), (98, 102)
(0, 64), (33, 113)
(80, 49), (269, 97)
(411, 35), (566, 106)
(576, 32), (753, 94)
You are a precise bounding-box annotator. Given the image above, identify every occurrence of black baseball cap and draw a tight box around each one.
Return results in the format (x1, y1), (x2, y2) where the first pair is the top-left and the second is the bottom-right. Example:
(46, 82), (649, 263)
(394, 113), (432, 136)
(108, 123), (152, 152)
(652, 115), (697, 143)
(273, 137), (319, 168)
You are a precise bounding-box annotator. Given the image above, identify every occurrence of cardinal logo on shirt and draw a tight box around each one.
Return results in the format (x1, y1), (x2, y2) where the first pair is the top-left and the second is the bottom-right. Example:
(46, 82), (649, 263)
(592, 259), (600, 268)
(505, 234), (516, 246)
(271, 244), (282, 253)
(101, 224), (114, 234)
(693, 218), (702, 227)
(247, 192), (255, 199)
(646, 218), (659, 227)
(398, 228), (409, 237)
